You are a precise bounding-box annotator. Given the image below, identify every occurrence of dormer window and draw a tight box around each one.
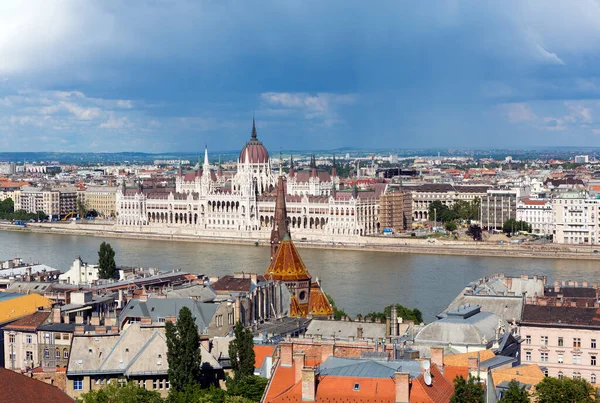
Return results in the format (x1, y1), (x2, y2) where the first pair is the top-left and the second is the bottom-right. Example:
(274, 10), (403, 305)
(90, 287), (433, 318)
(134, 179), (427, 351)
(353, 383), (360, 391)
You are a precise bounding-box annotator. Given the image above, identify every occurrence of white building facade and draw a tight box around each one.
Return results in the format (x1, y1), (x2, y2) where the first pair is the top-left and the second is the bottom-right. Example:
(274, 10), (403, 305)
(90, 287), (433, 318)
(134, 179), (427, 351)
(516, 199), (553, 235)
(115, 121), (383, 238)
(553, 191), (600, 245)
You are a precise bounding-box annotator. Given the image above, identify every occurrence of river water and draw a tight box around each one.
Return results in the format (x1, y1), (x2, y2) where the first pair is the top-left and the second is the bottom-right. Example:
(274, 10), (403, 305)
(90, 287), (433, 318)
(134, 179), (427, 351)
(1, 231), (599, 322)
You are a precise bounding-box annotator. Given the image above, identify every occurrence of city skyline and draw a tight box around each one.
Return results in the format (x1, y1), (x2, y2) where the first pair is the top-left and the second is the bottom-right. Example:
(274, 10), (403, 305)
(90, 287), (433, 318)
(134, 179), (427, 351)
(2, 1), (600, 152)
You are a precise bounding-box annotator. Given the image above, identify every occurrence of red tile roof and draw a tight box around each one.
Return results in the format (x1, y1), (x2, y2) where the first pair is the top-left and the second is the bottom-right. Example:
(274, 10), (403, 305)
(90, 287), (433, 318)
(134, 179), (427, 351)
(410, 364), (454, 403)
(3, 311), (50, 331)
(254, 345), (276, 369)
(0, 368), (73, 403)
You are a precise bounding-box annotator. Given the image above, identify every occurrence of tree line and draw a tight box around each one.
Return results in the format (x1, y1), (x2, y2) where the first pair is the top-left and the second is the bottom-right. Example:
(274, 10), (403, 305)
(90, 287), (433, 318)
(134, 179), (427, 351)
(0, 198), (48, 221)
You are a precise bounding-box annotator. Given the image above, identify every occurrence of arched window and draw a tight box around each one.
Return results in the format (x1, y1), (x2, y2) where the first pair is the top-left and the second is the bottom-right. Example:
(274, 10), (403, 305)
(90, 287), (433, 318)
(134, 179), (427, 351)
(63, 349), (69, 359)
(558, 371), (564, 379)
(592, 374), (596, 384)
(44, 348), (49, 359)
(55, 348), (60, 358)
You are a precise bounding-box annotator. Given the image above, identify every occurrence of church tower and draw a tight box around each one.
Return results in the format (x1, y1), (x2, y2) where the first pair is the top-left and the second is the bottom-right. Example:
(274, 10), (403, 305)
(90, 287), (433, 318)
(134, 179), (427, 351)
(270, 175), (289, 259)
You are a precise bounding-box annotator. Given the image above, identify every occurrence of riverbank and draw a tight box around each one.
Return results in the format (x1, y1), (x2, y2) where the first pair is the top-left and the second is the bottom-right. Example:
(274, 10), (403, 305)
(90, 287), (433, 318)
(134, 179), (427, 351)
(1, 222), (597, 261)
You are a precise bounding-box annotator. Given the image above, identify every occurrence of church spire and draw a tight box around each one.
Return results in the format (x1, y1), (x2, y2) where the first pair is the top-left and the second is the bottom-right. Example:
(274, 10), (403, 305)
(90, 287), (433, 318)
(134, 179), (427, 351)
(251, 116), (257, 139)
(177, 160), (182, 177)
(203, 145), (210, 169)
(332, 155), (337, 178)
(311, 154), (317, 178)
(270, 175), (289, 259)
(289, 155), (295, 178)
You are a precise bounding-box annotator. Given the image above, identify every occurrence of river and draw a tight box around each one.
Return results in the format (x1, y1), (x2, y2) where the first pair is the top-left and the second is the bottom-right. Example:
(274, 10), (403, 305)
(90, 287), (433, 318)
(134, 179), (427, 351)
(1, 230), (598, 322)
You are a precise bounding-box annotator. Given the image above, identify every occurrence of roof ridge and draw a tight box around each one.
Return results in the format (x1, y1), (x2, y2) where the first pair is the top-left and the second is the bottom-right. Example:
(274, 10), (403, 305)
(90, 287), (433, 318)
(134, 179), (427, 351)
(98, 325), (132, 371)
(124, 331), (160, 374)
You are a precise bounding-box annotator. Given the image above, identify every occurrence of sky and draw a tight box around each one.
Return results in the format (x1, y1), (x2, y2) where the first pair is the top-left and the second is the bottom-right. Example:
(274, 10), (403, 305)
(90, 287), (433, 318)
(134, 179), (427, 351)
(2, 1), (600, 153)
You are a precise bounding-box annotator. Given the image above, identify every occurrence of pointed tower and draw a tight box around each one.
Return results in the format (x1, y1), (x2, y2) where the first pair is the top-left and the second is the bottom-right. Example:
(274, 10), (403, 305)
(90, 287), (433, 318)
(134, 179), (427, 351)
(203, 146), (210, 170)
(196, 155), (202, 177)
(289, 155), (295, 178)
(177, 160), (182, 177)
(270, 175), (289, 258)
(311, 154), (317, 178)
(352, 182), (359, 199)
(251, 117), (257, 140)
(217, 155), (223, 177)
(332, 155), (337, 178)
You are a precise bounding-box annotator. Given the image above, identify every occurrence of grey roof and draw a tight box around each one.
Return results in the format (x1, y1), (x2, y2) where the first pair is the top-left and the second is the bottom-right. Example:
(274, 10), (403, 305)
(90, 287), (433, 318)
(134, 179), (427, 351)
(416, 305), (506, 347)
(480, 355), (516, 370)
(119, 298), (218, 333)
(443, 294), (523, 323)
(0, 293), (24, 303)
(0, 264), (60, 278)
(68, 324), (168, 376)
(166, 284), (217, 302)
(38, 323), (77, 333)
(306, 319), (386, 340)
(5, 281), (55, 294)
(318, 357), (422, 379)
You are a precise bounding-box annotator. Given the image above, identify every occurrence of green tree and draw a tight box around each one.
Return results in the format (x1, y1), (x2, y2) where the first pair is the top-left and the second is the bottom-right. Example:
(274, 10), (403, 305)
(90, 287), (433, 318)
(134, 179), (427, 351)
(228, 321), (256, 382)
(226, 375), (268, 401)
(499, 379), (530, 403)
(451, 376), (485, 403)
(76, 381), (163, 403)
(326, 294), (348, 320)
(0, 198), (14, 219)
(97, 242), (117, 279)
(77, 198), (87, 218)
(166, 306), (201, 392)
(466, 224), (483, 241)
(363, 304), (423, 324)
(534, 377), (600, 403)
(445, 221), (457, 232)
(503, 219), (532, 235)
(429, 201), (459, 223)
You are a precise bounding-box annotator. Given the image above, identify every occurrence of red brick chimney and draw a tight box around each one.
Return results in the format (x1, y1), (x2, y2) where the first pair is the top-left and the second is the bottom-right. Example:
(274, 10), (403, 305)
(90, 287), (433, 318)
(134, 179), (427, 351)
(294, 351), (306, 383)
(430, 347), (444, 373)
(394, 372), (410, 403)
(280, 342), (293, 367)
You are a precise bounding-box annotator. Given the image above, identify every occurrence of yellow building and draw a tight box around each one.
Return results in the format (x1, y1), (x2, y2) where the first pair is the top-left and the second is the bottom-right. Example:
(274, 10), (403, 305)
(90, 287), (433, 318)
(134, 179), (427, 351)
(0, 293), (53, 325)
(83, 187), (117, 217)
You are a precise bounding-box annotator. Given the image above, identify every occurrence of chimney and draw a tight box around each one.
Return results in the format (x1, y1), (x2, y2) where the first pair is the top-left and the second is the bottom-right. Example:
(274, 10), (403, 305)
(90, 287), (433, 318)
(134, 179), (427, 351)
(75, 315), (84, 325)
(386, 317), (391, 337)
(95, 326), (106, 335)
(321, 342), (334, 362)
(301, 368), (316, 401)
(52, 307), (61, 324)
(139, 294), (149, 302)
(90, 315), (100, 326)
(467, 356), (478, 372)
(280, 342), (293, 367)
(234, 296), (242, 325)
(140, 317), (152, 325)
(391, 305), (398, 337)
(294, 351), (306, 383)
(74, 325), (85, 335)
(394, 372), (410, 403)
(430, 347), (444, 372)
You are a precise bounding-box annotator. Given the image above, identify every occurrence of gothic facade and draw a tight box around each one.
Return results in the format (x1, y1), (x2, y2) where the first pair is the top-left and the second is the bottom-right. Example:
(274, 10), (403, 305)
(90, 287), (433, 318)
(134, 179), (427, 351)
(116, 121), (384, 238)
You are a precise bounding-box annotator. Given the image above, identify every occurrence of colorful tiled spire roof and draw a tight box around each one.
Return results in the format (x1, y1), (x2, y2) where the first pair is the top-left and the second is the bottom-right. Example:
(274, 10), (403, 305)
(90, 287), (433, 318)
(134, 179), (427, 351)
(265, 235), (311, 282)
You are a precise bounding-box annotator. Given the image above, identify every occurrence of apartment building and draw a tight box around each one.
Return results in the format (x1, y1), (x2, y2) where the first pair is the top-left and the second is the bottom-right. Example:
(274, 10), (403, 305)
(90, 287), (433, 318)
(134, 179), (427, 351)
(481, 187), (530, 230)
(516, 198), (553, 235)
(408, 184), (490, 222)
(83, 186), (117, 217)
(552, 191), (600, 245)
(520, 304), (600, 384)
(13, 187), (60, 217)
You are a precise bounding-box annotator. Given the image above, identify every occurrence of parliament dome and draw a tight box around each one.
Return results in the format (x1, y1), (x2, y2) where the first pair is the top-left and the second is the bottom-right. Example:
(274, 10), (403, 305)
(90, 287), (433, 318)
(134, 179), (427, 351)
(239, 119), (269, 164)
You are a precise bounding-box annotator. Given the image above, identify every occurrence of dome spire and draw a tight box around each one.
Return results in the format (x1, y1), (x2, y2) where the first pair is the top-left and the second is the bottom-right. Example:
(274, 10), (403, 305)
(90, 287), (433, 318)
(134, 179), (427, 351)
(251, 115), (257, 139)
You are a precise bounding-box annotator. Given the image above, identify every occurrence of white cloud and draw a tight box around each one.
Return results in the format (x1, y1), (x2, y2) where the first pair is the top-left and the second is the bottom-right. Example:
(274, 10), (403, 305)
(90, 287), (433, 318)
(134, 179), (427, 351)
(503, 103), (537, 123)
(260, 92), (356, 126)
